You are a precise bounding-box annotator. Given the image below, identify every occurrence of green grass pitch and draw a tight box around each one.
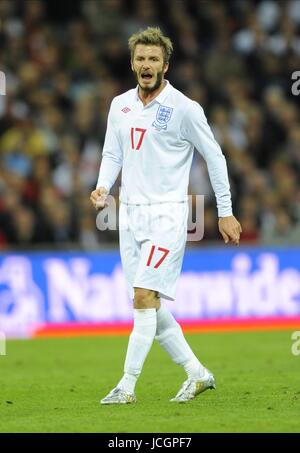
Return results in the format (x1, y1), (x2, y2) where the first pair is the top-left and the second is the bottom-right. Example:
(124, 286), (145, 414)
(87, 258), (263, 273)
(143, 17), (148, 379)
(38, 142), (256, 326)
(0, 331), (299, 433)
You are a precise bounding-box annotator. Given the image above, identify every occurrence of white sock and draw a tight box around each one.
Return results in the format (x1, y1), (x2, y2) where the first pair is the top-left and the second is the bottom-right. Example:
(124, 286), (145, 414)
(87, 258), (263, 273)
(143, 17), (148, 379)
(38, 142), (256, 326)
(155, 305), (205, 379)
(117, 308), (157, 393)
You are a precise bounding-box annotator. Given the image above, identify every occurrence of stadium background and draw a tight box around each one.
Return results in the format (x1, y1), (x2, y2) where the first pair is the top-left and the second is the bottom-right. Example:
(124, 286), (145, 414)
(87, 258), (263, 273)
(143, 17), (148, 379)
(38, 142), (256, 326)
(0, 0), (300, 434)
(1, 0), (300, 336)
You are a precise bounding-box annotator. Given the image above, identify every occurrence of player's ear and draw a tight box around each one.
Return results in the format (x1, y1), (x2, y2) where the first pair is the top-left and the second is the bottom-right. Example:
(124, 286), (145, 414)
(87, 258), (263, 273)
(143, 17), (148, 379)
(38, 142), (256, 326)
(163, 63), (169, 74)
(131, 60), (134, 71)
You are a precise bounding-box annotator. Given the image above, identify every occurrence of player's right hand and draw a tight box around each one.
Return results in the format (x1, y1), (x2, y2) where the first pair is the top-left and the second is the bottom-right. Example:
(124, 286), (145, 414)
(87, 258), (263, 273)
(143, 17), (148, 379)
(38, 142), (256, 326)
(90, 187), (108, 211)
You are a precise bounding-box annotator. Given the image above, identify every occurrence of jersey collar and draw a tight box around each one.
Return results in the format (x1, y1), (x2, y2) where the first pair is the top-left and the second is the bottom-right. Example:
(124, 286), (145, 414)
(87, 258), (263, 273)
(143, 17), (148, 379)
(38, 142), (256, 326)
(134, 79), (172, 106)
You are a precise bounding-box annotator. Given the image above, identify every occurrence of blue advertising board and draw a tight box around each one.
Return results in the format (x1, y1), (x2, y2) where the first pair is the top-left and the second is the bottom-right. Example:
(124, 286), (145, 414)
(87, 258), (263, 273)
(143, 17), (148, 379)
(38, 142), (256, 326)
(0, 247), (300, 337)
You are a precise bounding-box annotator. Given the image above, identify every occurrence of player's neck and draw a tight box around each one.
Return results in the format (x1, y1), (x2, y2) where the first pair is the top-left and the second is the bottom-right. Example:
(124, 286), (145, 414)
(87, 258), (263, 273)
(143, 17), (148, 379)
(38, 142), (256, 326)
(138, 80), (167, 106)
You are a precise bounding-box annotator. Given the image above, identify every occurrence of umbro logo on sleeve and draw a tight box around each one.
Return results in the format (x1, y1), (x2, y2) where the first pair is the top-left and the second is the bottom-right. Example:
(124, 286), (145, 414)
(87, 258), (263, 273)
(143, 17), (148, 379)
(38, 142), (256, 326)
(121, 107), (131, 113)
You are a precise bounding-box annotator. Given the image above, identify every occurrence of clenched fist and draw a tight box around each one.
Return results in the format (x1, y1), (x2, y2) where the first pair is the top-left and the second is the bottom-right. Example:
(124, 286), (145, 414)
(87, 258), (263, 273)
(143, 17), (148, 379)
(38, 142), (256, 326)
(90, 187), (108, 211)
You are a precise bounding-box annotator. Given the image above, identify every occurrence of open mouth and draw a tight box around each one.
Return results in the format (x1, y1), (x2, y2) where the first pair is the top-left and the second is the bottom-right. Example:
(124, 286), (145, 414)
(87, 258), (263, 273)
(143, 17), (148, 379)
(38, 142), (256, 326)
(141, 72), (153, 81)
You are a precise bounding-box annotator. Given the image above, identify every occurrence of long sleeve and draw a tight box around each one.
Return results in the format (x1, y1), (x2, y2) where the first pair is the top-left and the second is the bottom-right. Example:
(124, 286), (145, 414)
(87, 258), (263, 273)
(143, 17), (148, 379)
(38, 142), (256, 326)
(181, 101), (233, 217)
(96, 100), (123, 192)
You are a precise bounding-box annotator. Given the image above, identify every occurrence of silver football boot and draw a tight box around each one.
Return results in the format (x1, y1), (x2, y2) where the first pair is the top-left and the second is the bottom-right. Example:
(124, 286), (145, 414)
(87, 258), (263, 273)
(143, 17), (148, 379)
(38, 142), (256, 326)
(170, 368), (216, 403)
(100, 387), (137, 405)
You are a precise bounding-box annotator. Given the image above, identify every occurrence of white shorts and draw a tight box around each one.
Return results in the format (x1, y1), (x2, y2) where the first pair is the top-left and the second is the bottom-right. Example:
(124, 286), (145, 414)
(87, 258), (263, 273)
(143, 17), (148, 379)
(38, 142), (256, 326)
(119, 201), (188, 301)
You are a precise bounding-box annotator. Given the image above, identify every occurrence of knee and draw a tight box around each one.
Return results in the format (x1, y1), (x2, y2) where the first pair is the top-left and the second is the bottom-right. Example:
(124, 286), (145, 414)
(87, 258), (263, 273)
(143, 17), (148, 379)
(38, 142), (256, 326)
(134, 288), (160, 309)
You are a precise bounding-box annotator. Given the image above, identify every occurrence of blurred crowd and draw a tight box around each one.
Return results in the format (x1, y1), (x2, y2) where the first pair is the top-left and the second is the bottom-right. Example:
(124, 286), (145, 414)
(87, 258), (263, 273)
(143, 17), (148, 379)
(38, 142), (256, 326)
(0, 0), (300, 249)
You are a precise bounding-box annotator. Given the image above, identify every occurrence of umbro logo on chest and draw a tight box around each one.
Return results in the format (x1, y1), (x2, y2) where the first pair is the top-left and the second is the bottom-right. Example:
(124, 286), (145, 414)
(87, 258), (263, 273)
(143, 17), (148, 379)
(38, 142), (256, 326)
(123, 104), (173, 133)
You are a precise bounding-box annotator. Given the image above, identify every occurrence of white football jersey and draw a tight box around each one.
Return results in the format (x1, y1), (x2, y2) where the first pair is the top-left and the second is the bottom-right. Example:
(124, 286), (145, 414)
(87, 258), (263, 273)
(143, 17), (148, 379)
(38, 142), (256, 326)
(97, 80), (232, 217)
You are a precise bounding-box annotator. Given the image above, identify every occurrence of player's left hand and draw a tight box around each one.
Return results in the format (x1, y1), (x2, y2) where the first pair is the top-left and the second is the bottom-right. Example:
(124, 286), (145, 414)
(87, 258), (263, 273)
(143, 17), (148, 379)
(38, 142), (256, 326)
(218, 215), (242, 246)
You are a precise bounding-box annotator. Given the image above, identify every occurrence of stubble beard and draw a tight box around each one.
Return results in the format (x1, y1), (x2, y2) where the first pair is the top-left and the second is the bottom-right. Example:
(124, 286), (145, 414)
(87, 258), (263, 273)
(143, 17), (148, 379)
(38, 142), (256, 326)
(135, 70), (164, 93)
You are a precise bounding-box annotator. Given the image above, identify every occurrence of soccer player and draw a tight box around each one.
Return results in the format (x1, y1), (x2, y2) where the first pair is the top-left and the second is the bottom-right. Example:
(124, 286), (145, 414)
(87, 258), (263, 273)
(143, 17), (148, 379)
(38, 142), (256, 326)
(90, 27), (242, 404)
